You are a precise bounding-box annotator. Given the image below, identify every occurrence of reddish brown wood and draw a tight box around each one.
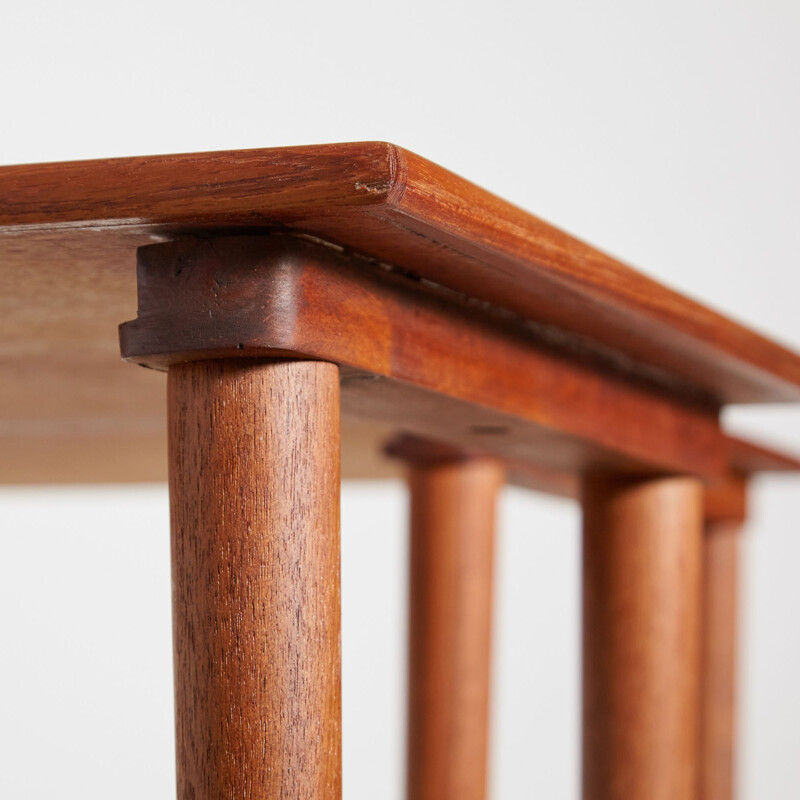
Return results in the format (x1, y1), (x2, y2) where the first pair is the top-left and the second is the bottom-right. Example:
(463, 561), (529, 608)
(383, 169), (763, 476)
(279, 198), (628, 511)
(403, 451), (503, 800)
(704, 475), (748, 524)
(120, 235), (725, 479)
(381, 433), (792, 516)
(168, 358), (341, 800)
(700, 519), (741, 800)
(2, 143), (800, 403)
(582, 475), (704, 800)
(4, 144), (800, 485)
(469, 439), (794, 502)
(0, 419), (404, 486)
(726, 435), (800, 474)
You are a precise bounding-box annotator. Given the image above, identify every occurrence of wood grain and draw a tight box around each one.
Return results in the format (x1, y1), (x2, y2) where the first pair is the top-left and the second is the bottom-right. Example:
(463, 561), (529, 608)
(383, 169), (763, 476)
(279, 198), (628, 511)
(2, 142), (799, 403)
(3, 143), (800, 485)
(582, 475), (704, 800)
(404, 453), (503, 800)
(121, 235), (726, 479)
(0, 419), (403, 485)
(699, 520), (741, 800)
(168, 359), (341, 800)
(1, 421), (795, 493)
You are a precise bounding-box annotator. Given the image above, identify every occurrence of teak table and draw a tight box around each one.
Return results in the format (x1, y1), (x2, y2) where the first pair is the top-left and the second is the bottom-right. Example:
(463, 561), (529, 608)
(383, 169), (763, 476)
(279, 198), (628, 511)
(2, 142), (799, 800)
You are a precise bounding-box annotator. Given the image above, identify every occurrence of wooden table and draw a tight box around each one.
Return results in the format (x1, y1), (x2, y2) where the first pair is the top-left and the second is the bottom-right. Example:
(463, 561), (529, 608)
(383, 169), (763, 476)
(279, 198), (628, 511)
(2, 142), (798, 800)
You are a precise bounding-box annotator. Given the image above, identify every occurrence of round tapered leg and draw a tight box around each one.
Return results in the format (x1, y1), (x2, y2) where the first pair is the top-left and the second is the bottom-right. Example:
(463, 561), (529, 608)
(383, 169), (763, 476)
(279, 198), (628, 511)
(406, 456), (504, 800)
(582, 475), (704, 800)
(168, 359), (341, 800)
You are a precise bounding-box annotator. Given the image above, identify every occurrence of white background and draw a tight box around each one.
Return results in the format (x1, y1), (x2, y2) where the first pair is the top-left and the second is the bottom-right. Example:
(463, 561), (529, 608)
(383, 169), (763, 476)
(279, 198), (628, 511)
(2, 1), (800, 797)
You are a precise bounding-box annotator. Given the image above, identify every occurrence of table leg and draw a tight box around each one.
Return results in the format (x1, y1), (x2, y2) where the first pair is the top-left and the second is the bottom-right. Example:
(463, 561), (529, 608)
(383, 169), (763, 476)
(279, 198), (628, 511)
(168, 359), (341, 800)
(582, 475), (704, 800)
(406, 456), (503, 800)
(699, 519), (741, 800)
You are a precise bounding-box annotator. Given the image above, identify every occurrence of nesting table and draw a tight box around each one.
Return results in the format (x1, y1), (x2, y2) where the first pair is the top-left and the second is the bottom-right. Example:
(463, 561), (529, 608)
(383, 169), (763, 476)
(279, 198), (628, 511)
(2, 142), (799, 800)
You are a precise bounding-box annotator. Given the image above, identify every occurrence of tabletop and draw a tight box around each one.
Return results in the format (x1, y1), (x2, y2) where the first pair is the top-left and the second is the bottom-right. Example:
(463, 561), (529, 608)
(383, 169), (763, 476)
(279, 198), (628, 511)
(2, 142), (799, 485)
